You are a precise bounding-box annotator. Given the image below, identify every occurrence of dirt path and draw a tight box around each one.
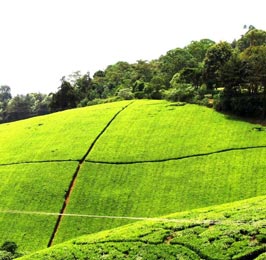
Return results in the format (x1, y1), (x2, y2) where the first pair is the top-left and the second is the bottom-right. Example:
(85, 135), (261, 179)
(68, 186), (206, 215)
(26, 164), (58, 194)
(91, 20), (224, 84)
(1, 145), (266, 168)
(85, 145), (266, 165)
(47, 102), (133, 247)
(0, 159), (78, 167)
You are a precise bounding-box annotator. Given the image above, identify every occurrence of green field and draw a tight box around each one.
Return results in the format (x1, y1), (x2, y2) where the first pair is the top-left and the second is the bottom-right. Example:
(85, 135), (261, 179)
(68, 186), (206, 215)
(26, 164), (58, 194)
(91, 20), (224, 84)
(0, 163), (77, 253)
(19, 196), (266, 260)
(0, 101), (130, 164)
(0, 99), (266, 257)
(55, 150), (266, 244)
(87, 100), (266, 162)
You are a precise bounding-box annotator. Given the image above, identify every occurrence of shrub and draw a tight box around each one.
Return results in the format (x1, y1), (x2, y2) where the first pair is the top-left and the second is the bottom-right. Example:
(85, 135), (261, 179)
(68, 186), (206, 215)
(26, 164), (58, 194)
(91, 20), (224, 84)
(0, 242), (17, 255)
(117, 88), (134, 100)
(0, 251), (13, 260)
(163, 84), (195, 102)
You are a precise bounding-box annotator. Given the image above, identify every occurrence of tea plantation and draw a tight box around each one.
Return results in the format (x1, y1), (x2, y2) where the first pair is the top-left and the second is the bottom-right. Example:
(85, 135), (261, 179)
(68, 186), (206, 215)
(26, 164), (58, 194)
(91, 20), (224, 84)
(0, 100), (265, 258)
(20, 196), (266, 259)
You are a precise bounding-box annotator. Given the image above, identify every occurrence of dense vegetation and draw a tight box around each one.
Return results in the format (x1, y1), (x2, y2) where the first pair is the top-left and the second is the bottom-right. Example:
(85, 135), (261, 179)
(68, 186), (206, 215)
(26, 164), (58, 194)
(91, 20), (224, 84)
(0, 241), (22, 259)
(19, 196), (266, 259)
(2, 25), (266, 123)
(0, 100), (266, 258)
(0, 86), (51, 123)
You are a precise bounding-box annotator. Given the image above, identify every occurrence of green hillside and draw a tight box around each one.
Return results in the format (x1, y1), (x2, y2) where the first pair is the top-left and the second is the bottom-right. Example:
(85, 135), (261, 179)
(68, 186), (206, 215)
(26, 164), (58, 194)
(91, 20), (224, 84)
(0, 101), (131, 164)
(19, 196), (266, 260)
(55, 150), (266, 244)
(0, 100), (266, 257)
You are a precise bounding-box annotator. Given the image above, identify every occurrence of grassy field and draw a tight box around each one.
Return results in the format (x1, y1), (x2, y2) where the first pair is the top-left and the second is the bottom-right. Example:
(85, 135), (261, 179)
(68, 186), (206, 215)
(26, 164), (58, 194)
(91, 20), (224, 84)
(0, 163), (77, 253)
(54, 149), (266, 244)
(0, 101), (130, 164)
(19, 196), (266, 259)
(0, 99), (266, 256)
(88, 100), (266, 162)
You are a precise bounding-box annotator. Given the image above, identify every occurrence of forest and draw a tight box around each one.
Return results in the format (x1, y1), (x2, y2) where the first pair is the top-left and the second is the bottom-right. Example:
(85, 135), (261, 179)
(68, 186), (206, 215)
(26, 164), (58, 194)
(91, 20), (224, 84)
(1, 25), (266, 123)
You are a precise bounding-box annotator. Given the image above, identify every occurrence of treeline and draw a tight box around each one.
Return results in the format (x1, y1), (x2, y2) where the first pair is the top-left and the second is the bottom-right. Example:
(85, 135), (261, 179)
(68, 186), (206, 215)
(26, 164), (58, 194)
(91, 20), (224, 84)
(1, 25), (266, 123)
(0, 86), (51, 123)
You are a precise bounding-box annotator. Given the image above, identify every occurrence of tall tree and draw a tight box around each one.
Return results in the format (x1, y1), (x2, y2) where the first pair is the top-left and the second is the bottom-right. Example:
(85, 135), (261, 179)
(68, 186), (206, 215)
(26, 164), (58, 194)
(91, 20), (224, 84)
(241, 45), (266, 117)
(0, 85), (12, 103)
(0, 85), (12, 121)
(104, 61), (133, 90)
(5, 95), (32, 121)
(203, 41), (233, 90)
(159, 48), (197, 87)
(50, 78), (78, 112)
(185, 39), (215, 63)
(220, 53), (246, 94)
(237, 28), (266, 51)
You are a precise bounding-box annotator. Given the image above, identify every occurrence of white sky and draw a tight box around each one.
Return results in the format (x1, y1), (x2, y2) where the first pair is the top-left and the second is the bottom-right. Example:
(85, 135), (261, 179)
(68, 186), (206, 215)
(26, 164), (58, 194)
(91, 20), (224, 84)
(0, 0), (265, 96)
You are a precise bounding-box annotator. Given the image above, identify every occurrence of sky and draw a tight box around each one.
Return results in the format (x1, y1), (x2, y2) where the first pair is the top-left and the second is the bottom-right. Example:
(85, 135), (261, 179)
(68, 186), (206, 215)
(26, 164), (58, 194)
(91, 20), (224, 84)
(0, 0), (266, 96)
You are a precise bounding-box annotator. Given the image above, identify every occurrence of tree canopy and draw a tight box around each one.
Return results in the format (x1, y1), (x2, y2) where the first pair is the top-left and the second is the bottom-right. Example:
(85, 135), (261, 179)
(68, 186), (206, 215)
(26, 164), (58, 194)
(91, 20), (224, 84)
(2, 26), (266, 123)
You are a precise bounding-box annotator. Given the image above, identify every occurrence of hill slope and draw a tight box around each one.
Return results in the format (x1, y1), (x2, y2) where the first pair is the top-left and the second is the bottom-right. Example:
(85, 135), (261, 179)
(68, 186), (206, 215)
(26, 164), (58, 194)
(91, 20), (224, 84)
(0, 100), (266, 255)
(19, 196), (266, 260)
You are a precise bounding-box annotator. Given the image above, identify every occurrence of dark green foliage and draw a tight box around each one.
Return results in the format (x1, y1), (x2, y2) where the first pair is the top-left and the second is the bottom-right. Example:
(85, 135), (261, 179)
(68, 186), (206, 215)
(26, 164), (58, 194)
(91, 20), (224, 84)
(215, 44), (266, 118)
(0, 86), (12, 121)
(5, 95), (31, 121)
(203, 41), (233, 90)
(185, 39), (215, 63)
(0, 90), (50, 123)
(0, 241), (21, 260)
(144, 76), (165, 99)
(179, 66), (203, 88)
(159, 48), (197, 87)
(220, 53), (247, 94)
(1, 242), (17, 254)
(215, 94), (264, 117)
(50, 78), (78, 112)
(236, 28), (266, 51)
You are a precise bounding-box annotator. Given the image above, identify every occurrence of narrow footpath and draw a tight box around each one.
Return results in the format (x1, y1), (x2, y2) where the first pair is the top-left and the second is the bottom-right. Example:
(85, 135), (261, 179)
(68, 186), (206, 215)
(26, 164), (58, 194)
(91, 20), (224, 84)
(47, 101), (133, 247)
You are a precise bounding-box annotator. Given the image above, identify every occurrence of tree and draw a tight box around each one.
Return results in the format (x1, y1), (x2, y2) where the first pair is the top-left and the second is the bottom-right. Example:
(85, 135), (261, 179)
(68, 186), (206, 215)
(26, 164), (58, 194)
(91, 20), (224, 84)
(220, 52), (246, 95)
(116, 87), (134, 100)
(179, 65), (203, 88)
(144, 76), (166, 99)
(67, 71), (92, 100)
(50, 78), (78, 112)
(91, 71), (107, 99)
(104, 61), (133, 91)
(0, 86), (12, 121)
(241, 46), (266, 90)
(203, 41), (233, 90)
(168, 73), (195, 102)
(5, 95), (32, 121)
(131, 60), (154, 83)
(241, 45), (266, 117)
(1, 242), (17, 255)
(237, 28), (266, 51)
(159, 48), (197, 87)
(185, 39), (215, 63)
(27, 93), (51, 115)
(0, 86), (12, 104)
(0, 241), (21, 259)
